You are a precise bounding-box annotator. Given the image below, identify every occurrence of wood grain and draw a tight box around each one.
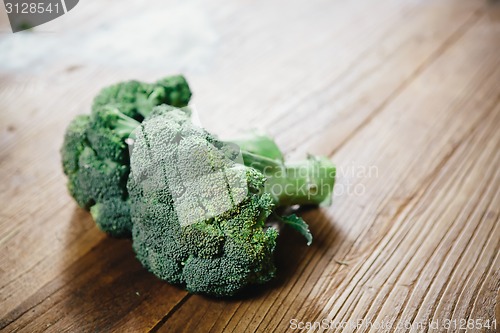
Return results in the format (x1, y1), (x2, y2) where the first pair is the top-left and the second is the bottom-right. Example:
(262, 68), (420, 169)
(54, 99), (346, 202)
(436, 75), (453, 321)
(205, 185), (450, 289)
(0, 0), (499, 332)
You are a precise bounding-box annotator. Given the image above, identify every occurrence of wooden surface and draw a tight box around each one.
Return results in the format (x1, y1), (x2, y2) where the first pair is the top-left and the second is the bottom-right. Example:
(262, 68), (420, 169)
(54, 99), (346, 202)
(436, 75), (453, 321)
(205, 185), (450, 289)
(1, 0), (499, 332)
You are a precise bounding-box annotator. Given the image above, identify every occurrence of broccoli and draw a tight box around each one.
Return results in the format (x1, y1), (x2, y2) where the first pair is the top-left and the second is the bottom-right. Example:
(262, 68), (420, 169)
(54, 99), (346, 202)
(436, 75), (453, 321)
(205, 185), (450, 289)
(92, 75), (192, 119)
(128, 105), (336, 296)
(61, 76), (192, 236)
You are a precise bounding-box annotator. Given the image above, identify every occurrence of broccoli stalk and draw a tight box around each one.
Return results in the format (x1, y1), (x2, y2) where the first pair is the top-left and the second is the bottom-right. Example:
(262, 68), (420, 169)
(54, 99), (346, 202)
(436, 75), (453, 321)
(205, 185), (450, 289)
(229, 133), (284, 162)
(241, 152), (335, 206)
(230, 133), (335, 206)
(94, 106), (141, 138)
(236, 140), (334, 247)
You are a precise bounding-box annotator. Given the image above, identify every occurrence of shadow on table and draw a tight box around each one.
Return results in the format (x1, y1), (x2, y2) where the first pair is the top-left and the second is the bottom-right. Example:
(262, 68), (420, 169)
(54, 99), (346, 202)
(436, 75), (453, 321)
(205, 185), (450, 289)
(21, 208), (188, 332)
(25, 206), (342, 331)
(224, 207), (343, 301)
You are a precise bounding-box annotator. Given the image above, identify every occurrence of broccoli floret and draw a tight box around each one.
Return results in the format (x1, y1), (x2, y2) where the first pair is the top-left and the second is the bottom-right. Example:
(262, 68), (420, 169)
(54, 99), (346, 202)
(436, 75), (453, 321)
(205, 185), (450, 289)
(86, 106), (141, 163)
(61, 76), (192, 236)
(128, 105), (335, 296)
(90, 198), (131, 237)
(70, 146), (128, 208)
(92, 75), (192, 119)
(61, 114), (89, 176)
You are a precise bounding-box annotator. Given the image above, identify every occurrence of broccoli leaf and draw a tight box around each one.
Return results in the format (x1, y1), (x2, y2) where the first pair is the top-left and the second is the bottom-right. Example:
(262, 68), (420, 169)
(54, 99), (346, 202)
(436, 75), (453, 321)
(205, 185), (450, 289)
(281, 214), (313, 246)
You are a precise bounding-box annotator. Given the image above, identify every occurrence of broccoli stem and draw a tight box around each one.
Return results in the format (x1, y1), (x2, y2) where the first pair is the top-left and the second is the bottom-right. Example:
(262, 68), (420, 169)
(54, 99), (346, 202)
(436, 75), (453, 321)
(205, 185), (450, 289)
(229, 133), (284, 162)
(240, 150), (336, 207)
(229, 134), (335, 206)
(112, 110), (141, 138)
(97, 106), (141, 138)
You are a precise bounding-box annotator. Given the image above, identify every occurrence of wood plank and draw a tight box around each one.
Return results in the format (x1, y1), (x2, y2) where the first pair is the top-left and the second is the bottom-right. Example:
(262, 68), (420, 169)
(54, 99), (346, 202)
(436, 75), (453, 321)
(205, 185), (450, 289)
(0, 0), (498, 332)
(275, 15), (500, 333)
(1, 238), (188, 332)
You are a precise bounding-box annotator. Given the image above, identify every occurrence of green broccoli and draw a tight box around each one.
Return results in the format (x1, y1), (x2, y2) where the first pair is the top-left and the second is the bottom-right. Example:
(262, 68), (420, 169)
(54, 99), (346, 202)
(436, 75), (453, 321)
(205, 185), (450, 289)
(92, 75), (192, 119)
(61, 76), (192, 237)
(128, 105), (336, 296)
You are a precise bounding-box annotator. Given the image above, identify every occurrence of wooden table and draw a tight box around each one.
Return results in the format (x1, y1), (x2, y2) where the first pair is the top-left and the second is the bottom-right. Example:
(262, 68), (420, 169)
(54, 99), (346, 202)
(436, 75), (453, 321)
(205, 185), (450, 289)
(1, 0), (499, 332)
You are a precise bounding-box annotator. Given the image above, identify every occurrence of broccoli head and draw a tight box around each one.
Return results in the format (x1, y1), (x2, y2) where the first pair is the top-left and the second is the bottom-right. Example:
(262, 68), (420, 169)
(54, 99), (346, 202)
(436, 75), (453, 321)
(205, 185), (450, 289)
(61, 76), (192, 237)
(92, 75), (192, 119)
(128, 105), (335, 296)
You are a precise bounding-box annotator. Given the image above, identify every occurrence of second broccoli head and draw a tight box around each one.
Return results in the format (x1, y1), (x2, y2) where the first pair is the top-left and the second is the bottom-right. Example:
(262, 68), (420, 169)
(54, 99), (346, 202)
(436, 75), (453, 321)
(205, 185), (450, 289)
(61, 75), (192, 236)
(128, 106), (336, 296)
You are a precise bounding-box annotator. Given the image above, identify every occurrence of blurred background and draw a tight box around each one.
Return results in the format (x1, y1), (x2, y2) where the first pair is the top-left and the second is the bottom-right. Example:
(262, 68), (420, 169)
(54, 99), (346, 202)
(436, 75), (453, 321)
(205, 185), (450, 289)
(4, 0), (489, 155)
